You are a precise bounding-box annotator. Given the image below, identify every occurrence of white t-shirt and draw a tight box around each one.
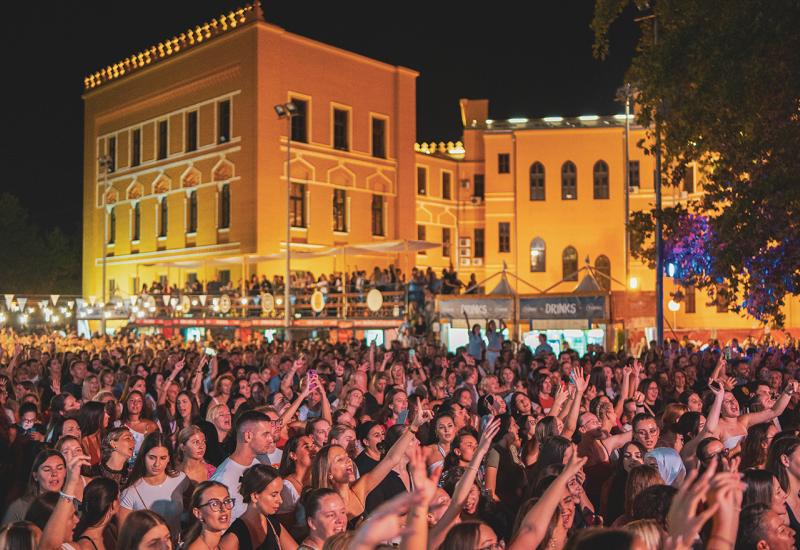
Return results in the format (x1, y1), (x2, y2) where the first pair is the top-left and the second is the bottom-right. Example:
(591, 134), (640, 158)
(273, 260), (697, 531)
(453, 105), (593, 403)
(257, 448), (283, 468)
(210, 457), (259, 520)
(120, 473), (190, 535)
(278, 479), (300, 514)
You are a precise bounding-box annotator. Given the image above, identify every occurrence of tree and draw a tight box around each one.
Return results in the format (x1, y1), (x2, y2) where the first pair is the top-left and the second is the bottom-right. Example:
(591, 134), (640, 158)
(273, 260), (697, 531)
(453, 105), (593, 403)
(592, 0), (800, 326)
(0, 193), (80, 294)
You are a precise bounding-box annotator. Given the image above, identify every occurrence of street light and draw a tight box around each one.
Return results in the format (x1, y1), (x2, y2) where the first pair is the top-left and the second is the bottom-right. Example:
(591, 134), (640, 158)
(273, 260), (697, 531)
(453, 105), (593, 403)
(274, 101), (297, 342)
(98, 154), (114, 336)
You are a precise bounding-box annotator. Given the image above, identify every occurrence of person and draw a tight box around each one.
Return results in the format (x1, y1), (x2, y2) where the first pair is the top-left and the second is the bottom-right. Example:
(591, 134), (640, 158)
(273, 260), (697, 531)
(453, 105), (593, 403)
(534, 333), (554, 357)
(119, 431), (192, 536)
(175, 425), (215, 484)
(2, 449), (66, 523)
(54, 435), (93, 499)
(211, 410), (273, 520)
(201, 404), (233, 466)
(35, 451), (89, 550)
(78, 401), (108, 465)
(120, 390), (159, 457)
(423, 412), (456, 477)
(73, 478), (119, 550)
(767, 435), (800, 537)
(717, 380), (798, 451)
(600, 441), (646, 525)
(736, 503), (796, 549)
(353, 421), (384, 476)
(183, 481), (233, 550)
(88, 427), (135, 487)
(0, 521), (41, 550)
(485, 320), (505, 371)
(277, 435), (317, 516)
(297, 489), (347, 550)
(117, 510), (173, 550)
(219, 464), (297, 550)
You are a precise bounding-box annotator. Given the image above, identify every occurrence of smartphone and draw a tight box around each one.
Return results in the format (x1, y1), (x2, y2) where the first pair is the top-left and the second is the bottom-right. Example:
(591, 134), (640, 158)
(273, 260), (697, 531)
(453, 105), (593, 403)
(204, 347), (217, 357)
(409, 349), (416, 359)
(569, 370), (577, 385)
(307, 369), (317, 378)
(397, 409), (410, 425)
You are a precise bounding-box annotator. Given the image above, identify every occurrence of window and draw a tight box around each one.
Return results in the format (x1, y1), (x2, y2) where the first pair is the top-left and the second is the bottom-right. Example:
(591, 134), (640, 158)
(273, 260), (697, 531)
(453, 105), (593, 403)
(561, 161), (577, 200)
(473, 174), (485, 199)
(498, 153), (510, 174)
(628, 160), (640, 190)
(108, 136), (116, 172)
(530, 237), (546, 272)
(684, 285), (696, 313)
(716, 292), (729, 313)
(186, 110), (198, 152)
(109, 279), (117, 295)
(595, 255), (611, 291)
(442, 228), (452, 258)
(372, 117), (386, 158)
(132, 129), (141, 167)
(474, 228), (485, 258)
(562, 246), (578, 280)
(159, 197), (168, 237)
(108, 207), (116, 244)
(333, 108), (349, 151)
(219, 184), (230, 229)
(132, 203), (141, 241)
(218, 100), (231, 144)
(442, 172), (452, 200)
(333, 189), (347, 232)
(417, 167), (427, 195)
(290, 182), (306, 228)
(157, 120), (168, 160)
(684, 165), (695, 194)
(371, 195), (384, 236)
(498, 222), (510, 253)
(188, 191), (198, 233)
(593, 160), (609, 199)
(417, 225), (426, 253)
(530, 162), (545, 200)
(290, 99), (308, 143)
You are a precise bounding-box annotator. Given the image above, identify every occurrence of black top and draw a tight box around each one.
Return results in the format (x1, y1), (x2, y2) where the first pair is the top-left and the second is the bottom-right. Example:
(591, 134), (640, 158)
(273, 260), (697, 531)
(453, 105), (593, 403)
(225, 516), (281, 550)
(199, 420), (234, 467)
(354, 451), (379, 476)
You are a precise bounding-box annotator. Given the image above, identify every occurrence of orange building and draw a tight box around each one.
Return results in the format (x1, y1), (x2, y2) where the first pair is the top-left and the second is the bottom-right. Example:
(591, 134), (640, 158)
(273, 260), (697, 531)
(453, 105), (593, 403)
(82, 2), (800, 346)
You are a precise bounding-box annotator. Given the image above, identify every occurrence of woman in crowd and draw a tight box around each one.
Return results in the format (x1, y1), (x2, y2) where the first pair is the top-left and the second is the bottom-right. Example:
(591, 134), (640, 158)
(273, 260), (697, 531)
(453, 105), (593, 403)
(277, 435), (317, 517)
(175, 425), (215, 484)
(54, 435), (93, 498)
(72, 478), (119, 550)
(78, 401), (108, 465)
(201, 403), (233, 466)
(183, 481), (233, 550)
(600, 440), (646, 524)
(766, 435), (800, 534)
(297, 489), (348, 550)
(423, 412), (456, 477)
(220, 464), (296, 550)
(117, 511), (172, 550)
(120, 390), (159, 457)
(89, 427), (135, 486)
(119, 431), (192, 536)
(611, 464), (663, 527)
(2, 449), (66, 523)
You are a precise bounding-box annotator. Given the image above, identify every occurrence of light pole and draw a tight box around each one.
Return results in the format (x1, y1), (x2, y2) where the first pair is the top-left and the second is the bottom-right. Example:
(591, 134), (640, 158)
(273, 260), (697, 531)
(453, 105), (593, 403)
(98, 155), (113, 336)
(274, 102), (298, 342)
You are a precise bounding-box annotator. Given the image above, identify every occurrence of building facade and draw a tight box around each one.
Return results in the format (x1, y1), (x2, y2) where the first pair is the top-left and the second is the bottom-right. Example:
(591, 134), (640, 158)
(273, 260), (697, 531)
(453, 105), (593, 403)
(82, 2), (800, 343)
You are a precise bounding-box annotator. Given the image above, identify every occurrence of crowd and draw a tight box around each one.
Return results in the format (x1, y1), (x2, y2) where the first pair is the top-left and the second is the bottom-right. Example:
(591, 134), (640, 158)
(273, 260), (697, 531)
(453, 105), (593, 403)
(138, 266), (479, 300)
(0, 325), (799, 550)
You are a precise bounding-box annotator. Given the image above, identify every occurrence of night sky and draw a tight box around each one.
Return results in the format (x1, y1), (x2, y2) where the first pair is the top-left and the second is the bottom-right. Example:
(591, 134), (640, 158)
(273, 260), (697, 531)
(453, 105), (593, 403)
(6, 1), (639, 235)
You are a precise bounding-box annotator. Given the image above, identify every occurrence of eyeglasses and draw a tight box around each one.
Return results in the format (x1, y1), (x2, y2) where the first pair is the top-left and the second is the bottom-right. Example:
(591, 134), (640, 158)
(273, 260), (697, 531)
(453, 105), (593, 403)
(198, 497), (236, 512)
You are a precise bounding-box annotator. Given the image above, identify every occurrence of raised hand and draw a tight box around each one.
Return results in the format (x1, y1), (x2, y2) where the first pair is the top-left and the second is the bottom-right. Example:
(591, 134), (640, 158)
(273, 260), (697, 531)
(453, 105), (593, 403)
(477, 417), (502, 455)
(353, 491), (418, 546)
(411, 397), (434, 429)
(666, 460), (719, 544)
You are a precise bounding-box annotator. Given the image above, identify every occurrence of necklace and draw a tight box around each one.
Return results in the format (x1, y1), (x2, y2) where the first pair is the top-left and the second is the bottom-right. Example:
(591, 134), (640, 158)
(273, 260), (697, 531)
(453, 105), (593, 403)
(266, 517), (281, 550)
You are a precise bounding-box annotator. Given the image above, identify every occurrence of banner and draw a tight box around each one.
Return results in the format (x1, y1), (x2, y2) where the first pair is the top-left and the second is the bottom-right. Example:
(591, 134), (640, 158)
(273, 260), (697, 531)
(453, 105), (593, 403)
(17, 297), (27, 311)
(3, 295), (13, 309)
(519, 295), (608, 321)
(437, 297), (514, 319)
(50, 294), (60, 306)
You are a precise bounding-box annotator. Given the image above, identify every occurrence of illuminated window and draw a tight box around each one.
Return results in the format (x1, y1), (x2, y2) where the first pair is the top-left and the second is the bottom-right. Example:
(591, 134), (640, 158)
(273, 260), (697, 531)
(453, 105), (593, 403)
(562, 246), (578, 280)
(530, 237), (545, 272)
(593, 160), (609, 199)
(530, 162), (545, 200)
(561, 161), (577, 200)
(595, 255), (611, 291)
(290, 183), (306, 228)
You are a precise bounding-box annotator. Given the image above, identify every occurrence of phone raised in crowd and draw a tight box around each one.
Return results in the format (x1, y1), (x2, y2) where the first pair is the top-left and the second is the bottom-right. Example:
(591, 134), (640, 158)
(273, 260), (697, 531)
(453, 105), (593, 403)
(204, 347), (217, 357)
(408, 349), (416, 359)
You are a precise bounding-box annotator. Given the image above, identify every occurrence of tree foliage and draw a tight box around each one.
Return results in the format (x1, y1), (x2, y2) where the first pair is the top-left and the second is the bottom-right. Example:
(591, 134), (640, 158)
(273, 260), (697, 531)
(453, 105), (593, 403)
(0, 193), (81, 294)
(592, 0), (800, 326)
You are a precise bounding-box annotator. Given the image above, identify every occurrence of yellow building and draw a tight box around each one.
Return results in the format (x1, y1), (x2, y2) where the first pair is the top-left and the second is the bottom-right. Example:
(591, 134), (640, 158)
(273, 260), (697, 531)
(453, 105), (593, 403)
(82, 2), (800, 344)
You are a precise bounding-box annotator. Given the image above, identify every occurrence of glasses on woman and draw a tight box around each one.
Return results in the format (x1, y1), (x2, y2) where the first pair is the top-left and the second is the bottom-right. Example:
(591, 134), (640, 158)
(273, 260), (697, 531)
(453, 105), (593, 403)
(198, 497), (236, 512)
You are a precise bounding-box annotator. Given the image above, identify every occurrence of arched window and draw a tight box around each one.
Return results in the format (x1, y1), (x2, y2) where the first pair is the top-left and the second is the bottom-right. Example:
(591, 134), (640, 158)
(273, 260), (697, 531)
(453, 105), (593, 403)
(159, 197), (168, 237)
(561, 161), (577, 200)
(595, 255), (611, 291)
(530, 237), (546, 272)
(530, 162), (545, 200)
(219, 184), (230, 229)
(108, 207), (116, 244)
(188, 191), (198, 233)
(132, 203), (141, 241)
(593, 160), (609, 199)
(562, 246), (578, 281)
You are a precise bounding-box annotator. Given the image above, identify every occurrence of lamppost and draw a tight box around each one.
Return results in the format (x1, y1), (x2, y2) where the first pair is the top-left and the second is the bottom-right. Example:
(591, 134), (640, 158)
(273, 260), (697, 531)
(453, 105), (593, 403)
(274, 102), (298, 342)
(98, 154), (113, 336)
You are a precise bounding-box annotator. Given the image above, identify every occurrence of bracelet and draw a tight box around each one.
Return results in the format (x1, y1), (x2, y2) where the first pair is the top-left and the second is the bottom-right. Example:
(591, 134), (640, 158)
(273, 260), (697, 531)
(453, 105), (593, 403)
(59, 491), (76, 502)
(409, 427), (419, 433)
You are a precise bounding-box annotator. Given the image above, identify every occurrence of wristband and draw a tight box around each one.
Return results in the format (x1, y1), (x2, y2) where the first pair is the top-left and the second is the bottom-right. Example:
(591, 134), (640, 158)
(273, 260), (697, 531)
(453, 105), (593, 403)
(59, 491), (76, 502)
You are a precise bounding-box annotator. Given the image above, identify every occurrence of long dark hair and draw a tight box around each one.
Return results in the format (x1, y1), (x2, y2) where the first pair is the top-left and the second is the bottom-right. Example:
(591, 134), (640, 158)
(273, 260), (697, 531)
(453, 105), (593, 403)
(122, 389), (154, 422)
(743, 469), (778, 508)
(527, 435), (571, 490)
(279, 435), (304, 477)
(240, 464), (281, 503)
(0, 521), (40, 550)
(182, 481), (228, 547)
(78, 401), (106, 437)
(740, 423), (773, 470)
(603, 441), (647, 524)
(117, 510), (169, 550)
(767, 435), (800, 491)
(126, 431), (176, 488)
(440, 521), (483, 550)
(74, 478), (118, 537)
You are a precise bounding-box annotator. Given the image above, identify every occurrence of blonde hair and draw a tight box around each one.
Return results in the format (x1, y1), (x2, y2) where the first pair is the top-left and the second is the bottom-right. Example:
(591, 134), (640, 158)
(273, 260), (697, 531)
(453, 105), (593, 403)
(661, 403), (687, 429)
(624, 519), (665, 550)
(206, 403), (229, 423)
(175, 425), (205, 464)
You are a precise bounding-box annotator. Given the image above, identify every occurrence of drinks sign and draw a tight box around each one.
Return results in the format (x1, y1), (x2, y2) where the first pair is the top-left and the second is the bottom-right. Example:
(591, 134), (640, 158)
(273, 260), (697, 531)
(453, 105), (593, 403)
(520, 295), (608, 320)
(438, 298), (513, 319)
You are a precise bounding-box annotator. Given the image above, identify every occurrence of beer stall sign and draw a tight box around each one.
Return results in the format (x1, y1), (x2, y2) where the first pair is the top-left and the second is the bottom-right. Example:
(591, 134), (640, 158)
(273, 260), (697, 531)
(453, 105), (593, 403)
(438, 298), (514, 319)
(519, 295), (608, 321)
